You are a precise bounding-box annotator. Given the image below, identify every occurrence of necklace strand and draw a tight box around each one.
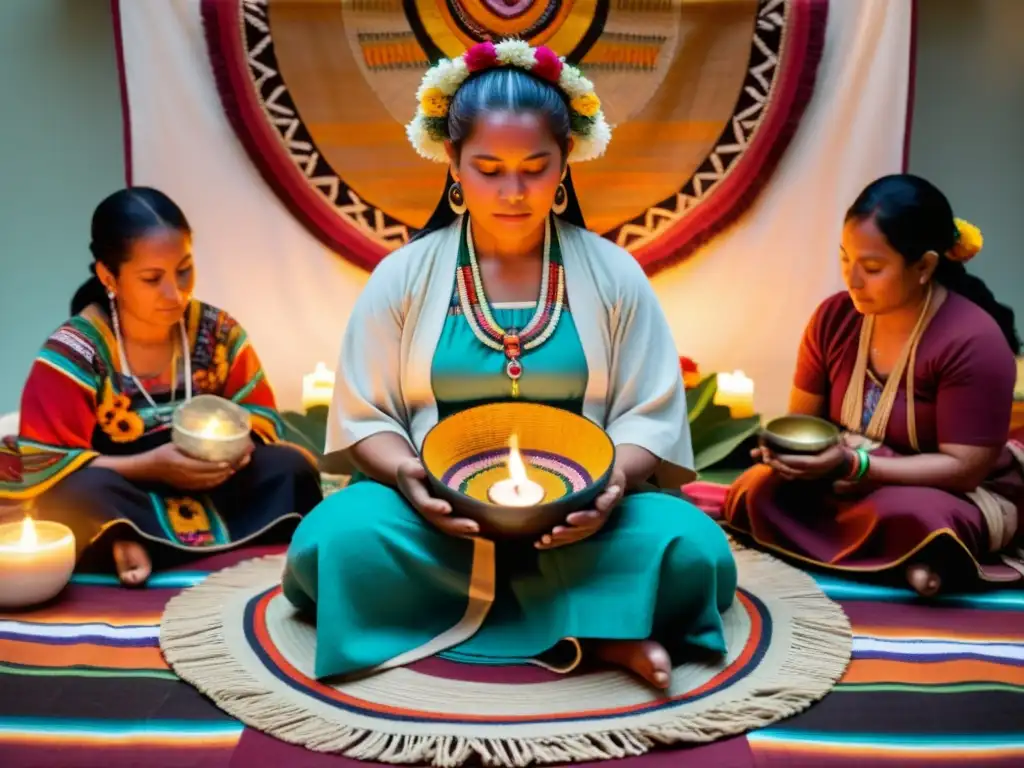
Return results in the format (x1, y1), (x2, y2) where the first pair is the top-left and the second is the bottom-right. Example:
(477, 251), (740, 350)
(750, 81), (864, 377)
(112, 304), (192, 413)
(455, 217), (566, 396)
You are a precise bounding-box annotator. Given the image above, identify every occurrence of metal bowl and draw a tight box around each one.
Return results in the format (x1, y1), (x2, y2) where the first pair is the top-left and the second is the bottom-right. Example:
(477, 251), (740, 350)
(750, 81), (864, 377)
(760, 414), (840, 456)
(421, 402), (615, 539)
(171, 395), (252, 464)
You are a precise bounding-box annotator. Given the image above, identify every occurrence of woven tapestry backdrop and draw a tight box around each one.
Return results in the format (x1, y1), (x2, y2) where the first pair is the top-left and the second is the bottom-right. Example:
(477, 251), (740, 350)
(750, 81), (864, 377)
(201, 0), (827, 274)
(115, 0), (912, 416)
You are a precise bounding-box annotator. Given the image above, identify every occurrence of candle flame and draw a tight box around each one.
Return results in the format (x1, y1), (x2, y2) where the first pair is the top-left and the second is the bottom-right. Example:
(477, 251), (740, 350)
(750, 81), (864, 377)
(200, 416), (220, 438)
(19, 516), (38, 551)
(507, 434), (530, 488)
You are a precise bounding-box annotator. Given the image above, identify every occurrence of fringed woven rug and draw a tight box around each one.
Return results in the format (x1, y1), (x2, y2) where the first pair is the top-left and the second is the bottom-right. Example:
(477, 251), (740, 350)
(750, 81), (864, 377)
(160, 543), (851, 766)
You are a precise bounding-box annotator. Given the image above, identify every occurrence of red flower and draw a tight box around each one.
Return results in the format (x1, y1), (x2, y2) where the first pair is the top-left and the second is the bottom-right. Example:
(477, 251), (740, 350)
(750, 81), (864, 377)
(531, 46), (563, 83)
(464, 42), (498, 73)
(679, 356), (701, 388)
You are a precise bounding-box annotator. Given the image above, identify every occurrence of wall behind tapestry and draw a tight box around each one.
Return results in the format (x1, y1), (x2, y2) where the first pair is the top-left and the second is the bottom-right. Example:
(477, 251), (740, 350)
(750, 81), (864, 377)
(118, 0), (912, 417)
(0, 0), (125, 410)
(909, 0), (1024, 322)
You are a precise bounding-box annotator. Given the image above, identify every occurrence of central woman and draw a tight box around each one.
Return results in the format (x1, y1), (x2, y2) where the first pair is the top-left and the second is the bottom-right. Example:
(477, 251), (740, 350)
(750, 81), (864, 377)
(283, 41), (736, 689)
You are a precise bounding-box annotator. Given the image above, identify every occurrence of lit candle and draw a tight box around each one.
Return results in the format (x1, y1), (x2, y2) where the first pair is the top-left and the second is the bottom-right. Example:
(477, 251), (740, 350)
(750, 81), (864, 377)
(197, 414), (236, 440)
(487, 435), (545, 507)
(715, 370), (755, 419)
(302, 362), (335, 411)
(0, 516), (76, 609)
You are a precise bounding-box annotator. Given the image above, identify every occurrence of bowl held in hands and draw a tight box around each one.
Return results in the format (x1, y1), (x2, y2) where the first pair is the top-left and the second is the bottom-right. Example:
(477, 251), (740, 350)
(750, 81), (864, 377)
(421, 402), (615, 539)
(172, 395), (252, 464)
(760, 414), (840, 456)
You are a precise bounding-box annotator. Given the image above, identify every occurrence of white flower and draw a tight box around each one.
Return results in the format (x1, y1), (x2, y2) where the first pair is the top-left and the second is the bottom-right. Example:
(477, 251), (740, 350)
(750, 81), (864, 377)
(558, 65), (594, 100)
(406, 114), (449, 163)
(495, 39), (535, 69)
(569, 111), (612, 163)
(419, 57), (469, 99)
(407, 44), (613, 165)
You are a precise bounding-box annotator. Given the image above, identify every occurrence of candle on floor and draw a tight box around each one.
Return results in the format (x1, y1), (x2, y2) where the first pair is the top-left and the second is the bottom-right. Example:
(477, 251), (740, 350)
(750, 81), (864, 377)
(487, 434), (545, 507)
(302, 362), (335, 411)
(715, 370), (755, 419)
(0, 516), (76, 609)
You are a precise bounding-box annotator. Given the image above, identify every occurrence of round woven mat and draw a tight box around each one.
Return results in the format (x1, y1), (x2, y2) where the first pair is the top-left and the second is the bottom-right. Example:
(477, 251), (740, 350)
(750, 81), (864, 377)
(160, 543), (851, 766)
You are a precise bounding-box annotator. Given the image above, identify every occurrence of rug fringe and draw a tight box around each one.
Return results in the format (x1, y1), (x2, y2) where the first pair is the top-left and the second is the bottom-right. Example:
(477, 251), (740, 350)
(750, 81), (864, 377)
(161, 542), (851, 766)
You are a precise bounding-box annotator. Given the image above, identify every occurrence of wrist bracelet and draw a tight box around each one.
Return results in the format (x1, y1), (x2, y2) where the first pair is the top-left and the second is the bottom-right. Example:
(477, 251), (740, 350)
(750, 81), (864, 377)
(854, 447), (871, 481)
(843, 448), (861, 481)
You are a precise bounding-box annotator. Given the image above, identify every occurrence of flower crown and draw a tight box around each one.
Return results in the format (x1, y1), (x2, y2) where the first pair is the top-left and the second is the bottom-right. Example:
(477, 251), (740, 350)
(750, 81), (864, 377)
(948, 217), (983, 263)
(406, 40), (611, 165)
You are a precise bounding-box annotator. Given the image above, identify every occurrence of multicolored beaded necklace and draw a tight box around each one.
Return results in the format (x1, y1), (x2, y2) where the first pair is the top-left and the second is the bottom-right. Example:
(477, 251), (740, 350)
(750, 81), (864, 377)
(455, 216), (566, 397)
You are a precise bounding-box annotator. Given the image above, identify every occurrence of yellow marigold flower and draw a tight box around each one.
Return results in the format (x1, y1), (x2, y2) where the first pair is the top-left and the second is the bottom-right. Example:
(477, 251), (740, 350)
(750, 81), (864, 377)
(419, 87), (450, 119)
(570, 93), (601, 118)
(949, 217), (983, 262)
(104, 410), (145, 443)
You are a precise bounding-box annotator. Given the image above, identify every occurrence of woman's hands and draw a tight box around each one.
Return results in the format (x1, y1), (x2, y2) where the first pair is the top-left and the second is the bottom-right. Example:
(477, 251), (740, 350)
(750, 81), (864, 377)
(535, 466), (626, 550)
(396, 457), (480, 537)
(752, 443), (848, 482)
(143, 440), (253, 490)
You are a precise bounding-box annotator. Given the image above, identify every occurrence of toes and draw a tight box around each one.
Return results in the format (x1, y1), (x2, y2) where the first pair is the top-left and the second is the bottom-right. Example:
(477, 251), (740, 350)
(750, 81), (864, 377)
(113, 541), (152, 587)
(906, 563), (940, 597)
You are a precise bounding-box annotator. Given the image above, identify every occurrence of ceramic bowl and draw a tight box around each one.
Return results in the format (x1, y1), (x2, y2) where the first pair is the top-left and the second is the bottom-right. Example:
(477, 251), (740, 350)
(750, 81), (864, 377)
(421, 402), (615, 539)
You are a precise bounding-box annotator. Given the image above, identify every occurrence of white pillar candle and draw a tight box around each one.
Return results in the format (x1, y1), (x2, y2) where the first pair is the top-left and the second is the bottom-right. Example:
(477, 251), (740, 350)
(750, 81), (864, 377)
(301, 362), (336, 411)
(0, 517), (76, 609)
(715, 370), (756, 419)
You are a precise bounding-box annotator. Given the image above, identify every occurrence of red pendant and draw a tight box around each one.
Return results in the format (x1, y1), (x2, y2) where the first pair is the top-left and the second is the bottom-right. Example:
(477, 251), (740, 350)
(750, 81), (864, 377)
(506, 358), (523, 379)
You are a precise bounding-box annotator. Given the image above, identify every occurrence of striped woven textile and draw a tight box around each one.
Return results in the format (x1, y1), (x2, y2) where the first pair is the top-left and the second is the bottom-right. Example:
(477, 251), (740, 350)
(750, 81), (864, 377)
(2, 490), (1023, 768)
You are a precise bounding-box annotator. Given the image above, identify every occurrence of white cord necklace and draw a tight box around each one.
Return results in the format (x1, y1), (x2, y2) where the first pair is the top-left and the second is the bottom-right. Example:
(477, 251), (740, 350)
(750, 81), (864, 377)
(111, 298), (192, 415)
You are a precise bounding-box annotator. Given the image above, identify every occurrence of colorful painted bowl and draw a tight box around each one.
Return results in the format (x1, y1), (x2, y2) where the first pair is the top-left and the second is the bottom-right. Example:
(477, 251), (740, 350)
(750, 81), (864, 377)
(172, 395), (252, 464)
(421, 402), (615, 539)
(760, 414), (840, 456)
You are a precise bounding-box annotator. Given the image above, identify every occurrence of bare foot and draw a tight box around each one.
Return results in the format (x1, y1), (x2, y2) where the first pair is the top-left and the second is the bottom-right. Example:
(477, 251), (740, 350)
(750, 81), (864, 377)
(906, 562), (941, 597)
(112, 540), (152, 587)
(593, 639), (673, 690)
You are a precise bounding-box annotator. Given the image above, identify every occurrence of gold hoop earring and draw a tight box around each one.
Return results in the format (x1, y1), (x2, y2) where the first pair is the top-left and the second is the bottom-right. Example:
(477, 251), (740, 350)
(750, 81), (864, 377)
(552, 183), (568, 215)
(448, 182), (466, 215)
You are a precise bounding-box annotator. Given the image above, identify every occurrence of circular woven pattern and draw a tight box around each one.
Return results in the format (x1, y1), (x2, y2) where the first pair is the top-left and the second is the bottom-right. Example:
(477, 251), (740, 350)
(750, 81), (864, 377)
(160, 543), (852, 766)
(201, 0), (828, 273)
(441, 448), (592, 500)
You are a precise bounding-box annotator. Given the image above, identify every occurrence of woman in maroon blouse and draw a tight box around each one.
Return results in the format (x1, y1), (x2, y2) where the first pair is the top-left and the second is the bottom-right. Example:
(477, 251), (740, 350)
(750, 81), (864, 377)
(724, 174), (1023, 596)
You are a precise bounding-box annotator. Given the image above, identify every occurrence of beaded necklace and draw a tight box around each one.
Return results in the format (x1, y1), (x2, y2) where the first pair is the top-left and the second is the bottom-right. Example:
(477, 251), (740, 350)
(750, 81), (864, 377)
(455, 216), (566, 397)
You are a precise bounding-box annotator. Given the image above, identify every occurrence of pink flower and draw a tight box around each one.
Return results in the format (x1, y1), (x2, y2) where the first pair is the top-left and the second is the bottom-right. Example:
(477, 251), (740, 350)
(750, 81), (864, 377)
(463, 42), (498, 73)
(531, 46), (563, 83)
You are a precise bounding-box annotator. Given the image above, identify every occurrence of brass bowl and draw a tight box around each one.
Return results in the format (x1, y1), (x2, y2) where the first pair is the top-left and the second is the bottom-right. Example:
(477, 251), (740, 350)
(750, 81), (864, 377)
(421, 402), (615, 539)
(172, 395), (252, 464)
(760, 414), (840, 456)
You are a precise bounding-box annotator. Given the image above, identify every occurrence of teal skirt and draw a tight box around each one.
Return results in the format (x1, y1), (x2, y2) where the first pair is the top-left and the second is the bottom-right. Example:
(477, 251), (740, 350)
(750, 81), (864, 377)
(283, 480), (737, 679)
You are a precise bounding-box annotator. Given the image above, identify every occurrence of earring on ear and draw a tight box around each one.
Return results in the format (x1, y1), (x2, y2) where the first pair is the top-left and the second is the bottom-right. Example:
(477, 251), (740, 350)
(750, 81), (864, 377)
(448, 181), (466, 215)
(552, 181), (568, 215)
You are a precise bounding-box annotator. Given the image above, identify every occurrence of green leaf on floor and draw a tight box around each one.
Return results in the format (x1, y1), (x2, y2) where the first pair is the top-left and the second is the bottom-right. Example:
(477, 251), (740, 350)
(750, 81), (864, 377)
(686, 374), (717, 422)
(692, 415), (761, 471)
(281, 406), (329, 456)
